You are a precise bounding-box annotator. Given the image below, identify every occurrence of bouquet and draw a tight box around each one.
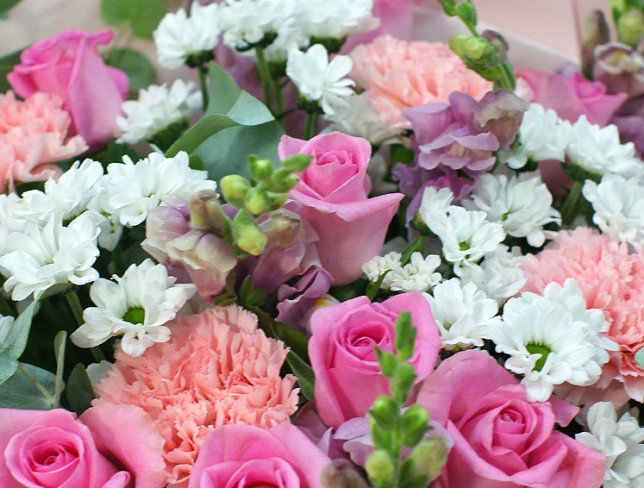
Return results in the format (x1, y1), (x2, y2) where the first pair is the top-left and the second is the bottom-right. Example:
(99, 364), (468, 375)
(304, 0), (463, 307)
(0, 0), (642, 487)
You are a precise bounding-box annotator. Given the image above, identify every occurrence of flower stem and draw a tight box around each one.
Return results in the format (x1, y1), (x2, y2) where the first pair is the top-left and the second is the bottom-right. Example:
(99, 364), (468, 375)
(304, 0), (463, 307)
(198, 64), (209, 111)
(274, 81), (285, 115)
(255, 46), (273, 111)
(304, 111), (319, 140)
(65, 289), (84, 326)
(560, 181), (583, 226)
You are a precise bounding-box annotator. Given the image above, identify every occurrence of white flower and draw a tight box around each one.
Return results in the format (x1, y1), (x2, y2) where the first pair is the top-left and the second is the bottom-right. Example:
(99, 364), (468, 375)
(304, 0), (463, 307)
(500, 103), (571, 169)
(115, 80), (201, 145)
(576, 402), (644, 488)
(567, 116), (643, 178)
(0, 193), (24, 255)
(583, 174), (644, 249)
(362, 251), (402, 289)
(418, 186), (454, 226)
(70, 259), (196, 357)
(153, 2), (221, 69)
(325, 93), (401, 146)
(490, 279), (618, 402)
(425, 278), (501, 349)
(0, 213), (100, 301)
(296, 0), (379, 40)
(0, 314), (15, 346)
(101, 151), (217, 227)
(459, 245), (526, 303)
(286, 44), (355, 115)
(428, 206), (505, 275)
(465, 173), (560, 247)
(388, 253), (442, 292)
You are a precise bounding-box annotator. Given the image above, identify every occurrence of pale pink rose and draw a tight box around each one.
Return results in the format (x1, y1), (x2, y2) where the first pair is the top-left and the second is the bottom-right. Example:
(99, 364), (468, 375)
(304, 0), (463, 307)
(279, 132), (403, 285)
(0, 91), (87, 192)
(418, 350), (606, 488)
(308, 292), (441, 428)
(95, 306), (299, 486)
(0, 405), (166, 488)
(8, 29), (128, 147)
(188, 423), (330, 488)
(350, 36), (493, 127)
(523, 228), (644, 404)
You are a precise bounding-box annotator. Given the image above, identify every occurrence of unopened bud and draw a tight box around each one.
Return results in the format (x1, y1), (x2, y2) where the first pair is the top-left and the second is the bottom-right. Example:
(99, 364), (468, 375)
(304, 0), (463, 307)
(266, 191), (289, 210)
(233, 210), (267, 256)
(617, 9), (644, 47)
(365, 450), (395, 488)
(269, 169), (300, 192)
(369, 396), (399, 429)
(463, 36), (488, 60)
(391, 362), (416, 404)
(408, 437), (450, 481)
(189, 191), (230, 234)
(244, 187), (270, 216)
(448, 34), (469, 57)
(220, 175), (250, 208)
(249, 156), (273, 182)
(454, 0), (477, 27)
(376, 349), (397, 377)
(400, 405), (430, 447)
(282, 153), (313, 172)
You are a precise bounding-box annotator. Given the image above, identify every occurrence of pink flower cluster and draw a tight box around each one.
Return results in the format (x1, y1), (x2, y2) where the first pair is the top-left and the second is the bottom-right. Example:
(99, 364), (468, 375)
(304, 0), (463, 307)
(95, 306), (299, 486)
(350, 36), (493, 127)
(523, 228), (644, 404)
(0, 91), (87, 193)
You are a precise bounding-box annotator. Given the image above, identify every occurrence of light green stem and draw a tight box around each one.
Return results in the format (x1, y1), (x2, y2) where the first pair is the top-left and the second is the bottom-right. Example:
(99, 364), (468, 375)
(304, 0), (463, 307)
(304, 111), (319, 140)
(560, 181), (583, 226)
(255, 46), (273, 111)
(198, 65), (209, 111)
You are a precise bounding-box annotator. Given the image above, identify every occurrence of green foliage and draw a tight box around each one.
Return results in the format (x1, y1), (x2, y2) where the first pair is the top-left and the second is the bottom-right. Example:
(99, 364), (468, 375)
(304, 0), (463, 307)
(0, 363), (57, 409)
(100, 0), (166, 38)
(65, 363), (97, 414)
(286, 351), (315, 401)
(103, 48), (156, 91)
(0, 0), (20, 19)
(0, 301), (38, 385)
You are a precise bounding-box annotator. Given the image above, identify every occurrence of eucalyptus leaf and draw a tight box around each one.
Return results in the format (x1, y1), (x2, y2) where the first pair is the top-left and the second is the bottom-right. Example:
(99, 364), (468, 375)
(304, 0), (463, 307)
(0, 363), (56, 409)
(286, 351), (315, 402)
(636, 348), (644, 368)
(0, 300), (38, 360)
(53, 331), (67, 407)
(66, 363), (97, 415)
(0, 355), (17, 385)
(103, 48), (156, 91)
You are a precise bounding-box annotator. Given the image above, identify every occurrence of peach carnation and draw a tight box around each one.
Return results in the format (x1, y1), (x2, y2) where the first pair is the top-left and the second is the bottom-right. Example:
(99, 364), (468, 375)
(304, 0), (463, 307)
(94, 305), (299, 486)
(349, 35), (493, 127)
(522, 228), (644, 405)
(0, 91), (87, 192)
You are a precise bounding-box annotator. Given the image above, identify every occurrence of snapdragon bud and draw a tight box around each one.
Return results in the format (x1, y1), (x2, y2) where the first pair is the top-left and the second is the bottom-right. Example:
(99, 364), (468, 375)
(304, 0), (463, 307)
(232, 209), (267, 256)
(408, 437), (450, 481)
(391, 362), (416, 404)
(365, 450), (395, 488)
(189, 191), (230, 234)
(221, 175), (251, 208)
(244, 187), (270, 216)
(375, 349), (397, 377)
(369, 396), (399, 429)
(282, 153), (313, 172)
(400, 405), (430, 447)
(249, 156), (273, 182)
(617, 9), (644, 47)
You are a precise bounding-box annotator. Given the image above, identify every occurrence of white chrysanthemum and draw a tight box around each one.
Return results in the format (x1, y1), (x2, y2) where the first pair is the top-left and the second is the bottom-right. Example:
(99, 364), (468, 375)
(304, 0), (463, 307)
(459, 245), (526, 303)
(425, 278), (501, 349)
(465, 173), (560, 247)
(70, 259), (196, 357)
(101, 151), (217, 227)
(261, 25), (309, 62)
(417, 186), (454, 226)
(388, 253), (441, 292)
(490, 279), (618, 402)
(153, 2), (220, 69)
(583, 174), (644, 249)
(297, 0), (379, 40)
(0, 213), (100, 301)
(325, 93), (401, 146)
(220, 0), (295, 51)
(576, 402), (644, 488)
(362, 251), (402, 289)
(500, 103), (571, 169)
(428, 206), (505, 275)
(0, 314), (15, 346)
(115, 80), (202, 145)
(286, 44), (355, 115)
(0, 193), (24, 255)
(567, 116), (643, 178)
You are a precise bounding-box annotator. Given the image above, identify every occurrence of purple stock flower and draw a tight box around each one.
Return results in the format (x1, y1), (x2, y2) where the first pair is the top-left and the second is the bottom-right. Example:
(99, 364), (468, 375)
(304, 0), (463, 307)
(276, 266), (333, 330)
(611, 94), (644, 156)
(593, 42), (644, 98)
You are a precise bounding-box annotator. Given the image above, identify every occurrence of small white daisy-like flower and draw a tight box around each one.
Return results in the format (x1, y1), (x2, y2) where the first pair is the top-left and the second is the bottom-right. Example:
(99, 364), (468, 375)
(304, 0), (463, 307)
(115, 80), (202, 145)
(567, 116), (643, 179)
(362, 251), (402, 289)
(500, 103), (571, 169)
(490, 279), (618, 402)
(153, 2), (221, 69)
(0, 193), (24, 255)
(465, 173), (560, 247)
(417, 186), (454, 226)
(286, 44), (355, 115)
(583, 174), (644, 249)
(70, 259), (196, 357)
(325, 93), (401, 146)
(101, 151), (217, 227)
(576, 402), (644, 488)
(297, 0), (379, 40)
(0, 213), (100, 301)
(388, 252), (441, 292)
(425, 278), (501, 349)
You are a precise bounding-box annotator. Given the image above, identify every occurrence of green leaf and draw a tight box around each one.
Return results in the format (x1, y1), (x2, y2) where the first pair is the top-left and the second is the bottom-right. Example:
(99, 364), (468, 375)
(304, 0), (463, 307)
(103, 48), (156, 92)
(286, 351), (315, 401)
(0, 355), (17, 385)
(100, 0), (165, 39)
(0, 48), (23, 93)
(0, 363), (56, 409)
(53, 331), (67, 407)
(0, 300), (38, 360)
(66, 363), (97, 415)
(0, 0), (21, 19)
(100, 0), (130, 24)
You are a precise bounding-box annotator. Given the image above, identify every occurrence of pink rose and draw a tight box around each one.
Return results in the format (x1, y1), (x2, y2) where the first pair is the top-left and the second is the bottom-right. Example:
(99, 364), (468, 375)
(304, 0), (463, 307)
(188, 423), (330, 488)
(0, 405), (166, 488)
(517, 67), (627, 126)
(418, 350), (606, 488)
(279, 132), (403, 285)
(309, 292), (441, 428)
(8, 29), (128, 147)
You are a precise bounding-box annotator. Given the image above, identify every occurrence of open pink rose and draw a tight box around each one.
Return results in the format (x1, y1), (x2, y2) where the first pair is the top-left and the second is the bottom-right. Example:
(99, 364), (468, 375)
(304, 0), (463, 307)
(309, 292), (441, 428)
(188, 423), (329, 488)
(418, 350), (606, 488)
(0, 405), (166, 488)
(8, 29), (128, 147)
(279, 132), (403, 284)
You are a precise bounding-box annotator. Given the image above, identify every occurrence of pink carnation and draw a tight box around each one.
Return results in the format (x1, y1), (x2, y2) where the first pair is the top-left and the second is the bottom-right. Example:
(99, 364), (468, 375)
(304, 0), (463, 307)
(523, 228), (644, 405)
(0, 91), (87, 192)
(95, 306), (299, 487)
(350, 36), (493, 127)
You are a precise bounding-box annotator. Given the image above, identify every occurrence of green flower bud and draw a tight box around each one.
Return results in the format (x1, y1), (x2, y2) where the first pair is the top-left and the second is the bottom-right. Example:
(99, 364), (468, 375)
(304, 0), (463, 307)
(268, 169), (300, 192)
(454, 1), (477, 27)
(438, 0), (457, 15)
(365, 450), (395, 488)
(408, 437), (450, 481)
(391, 362), (416, 404)
(220, 175), (251, 208)
(232, 209), (268, 256)
(463, 36), (488, 60)
(400, 405), (430, 447)
(375, 349), (397, 377)
(617, 9), (644, 47)
(394, 311), (416, 362)
(189, 191), (230, 234)
(282, 153), (313, 172)
(369, 420), (393, 450)
(249, 156), (274, 182)
(244, 187), (270, 216)
(448, 34), (469, 57)
(369, 395), (400, 429)
(266, 191), (289, 210)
